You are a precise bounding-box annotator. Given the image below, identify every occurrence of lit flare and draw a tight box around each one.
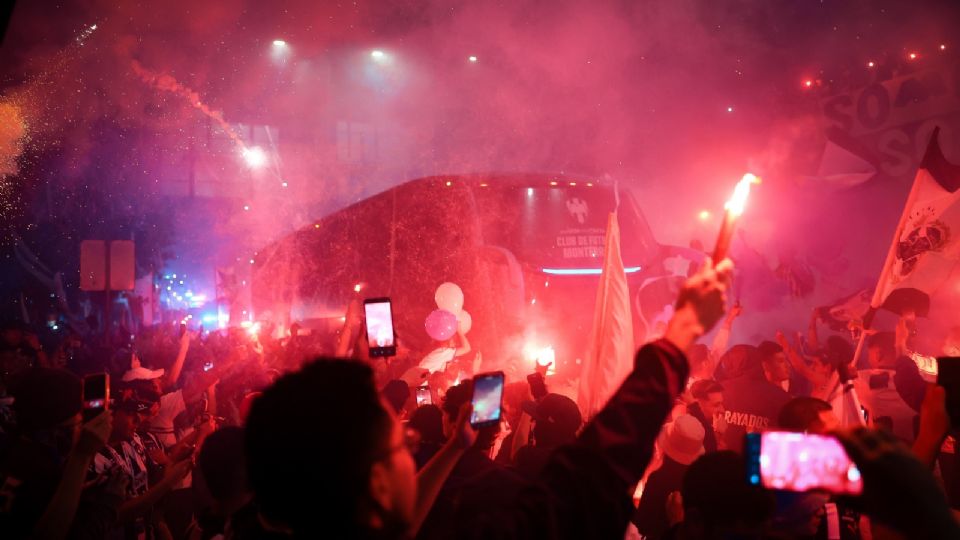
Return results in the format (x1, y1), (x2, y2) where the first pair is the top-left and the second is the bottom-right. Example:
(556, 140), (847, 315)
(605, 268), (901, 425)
(723, 173), (760, 217)
(712, 173), (760, 261)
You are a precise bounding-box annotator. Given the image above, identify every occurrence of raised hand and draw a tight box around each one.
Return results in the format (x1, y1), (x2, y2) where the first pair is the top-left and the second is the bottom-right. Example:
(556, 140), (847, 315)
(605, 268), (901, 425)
(835, 428), (960, 538)
(674, 258), (734, 333)
(76, 410), (112, 456)
(451, 403), (478, 450)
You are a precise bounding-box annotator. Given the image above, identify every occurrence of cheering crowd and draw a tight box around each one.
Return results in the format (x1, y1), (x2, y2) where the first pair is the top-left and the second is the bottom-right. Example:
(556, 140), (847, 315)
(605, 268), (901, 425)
(2, 259), (960, 539)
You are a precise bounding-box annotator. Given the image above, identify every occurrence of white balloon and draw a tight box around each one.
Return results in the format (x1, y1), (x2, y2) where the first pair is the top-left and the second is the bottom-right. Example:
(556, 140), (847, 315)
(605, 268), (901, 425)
(434, 282), (464, 314)
(458, 310), (473, 334)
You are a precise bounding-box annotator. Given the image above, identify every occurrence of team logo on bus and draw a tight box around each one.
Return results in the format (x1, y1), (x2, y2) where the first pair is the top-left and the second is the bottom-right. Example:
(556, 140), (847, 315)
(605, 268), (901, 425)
(566, 198), (588, 225)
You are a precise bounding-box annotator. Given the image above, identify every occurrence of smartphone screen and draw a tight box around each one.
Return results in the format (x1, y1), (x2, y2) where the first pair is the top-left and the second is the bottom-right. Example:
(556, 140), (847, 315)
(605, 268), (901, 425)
(745, 432), (862, 495)
(470, 371), (505, 428)
(416, 386), (432, 406)
(364, 298), (396, 357)
(82, 373), (110, 422)
(937, 357), (960, 428)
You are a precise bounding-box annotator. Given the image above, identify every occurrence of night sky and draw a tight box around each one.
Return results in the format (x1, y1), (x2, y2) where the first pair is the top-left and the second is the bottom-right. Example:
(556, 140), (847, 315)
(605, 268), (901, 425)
(1, 0), (959, 338)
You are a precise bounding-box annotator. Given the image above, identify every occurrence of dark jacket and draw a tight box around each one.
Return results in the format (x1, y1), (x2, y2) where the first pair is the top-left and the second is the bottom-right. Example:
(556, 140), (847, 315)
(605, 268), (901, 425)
(455, 339), (689, 539)
(418, 447), (525, 540)
(721, 375), (790, 453)
(514, 443), (556, 479)
(633, 456), (688, 539)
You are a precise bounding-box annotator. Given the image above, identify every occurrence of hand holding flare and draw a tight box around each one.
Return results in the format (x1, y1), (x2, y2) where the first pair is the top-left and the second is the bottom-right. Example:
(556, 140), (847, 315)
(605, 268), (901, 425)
(712, 173), (760, 262)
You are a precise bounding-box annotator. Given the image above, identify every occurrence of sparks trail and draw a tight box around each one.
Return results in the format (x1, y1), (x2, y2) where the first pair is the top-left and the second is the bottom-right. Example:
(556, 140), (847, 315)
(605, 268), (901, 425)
(0, 102), (28, 178)
(0, 102), (27, 244)
(0, 21), (95, 242)
(0, 20), (102, 177)
(130, 60), (247, 152)
(76, 23), (98, 45)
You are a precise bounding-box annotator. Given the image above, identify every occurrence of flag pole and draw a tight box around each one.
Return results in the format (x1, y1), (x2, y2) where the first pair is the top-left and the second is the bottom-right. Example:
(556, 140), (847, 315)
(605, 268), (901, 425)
(840, 136), (937, 428)
(850, 170), (925, 365)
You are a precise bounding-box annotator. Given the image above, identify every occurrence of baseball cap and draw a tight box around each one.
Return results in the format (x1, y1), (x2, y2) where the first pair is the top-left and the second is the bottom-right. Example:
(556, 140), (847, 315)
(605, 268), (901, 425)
(521, 393), (583, 438)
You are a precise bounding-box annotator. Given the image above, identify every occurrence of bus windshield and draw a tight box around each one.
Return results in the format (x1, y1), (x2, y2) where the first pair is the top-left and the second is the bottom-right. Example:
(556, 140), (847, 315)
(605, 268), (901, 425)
(471, 184), (658, 272)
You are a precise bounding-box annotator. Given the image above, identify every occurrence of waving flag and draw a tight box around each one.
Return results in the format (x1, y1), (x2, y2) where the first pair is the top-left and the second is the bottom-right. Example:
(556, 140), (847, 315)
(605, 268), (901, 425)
(803, 139), (877, 189)
(817, 289), (872, 332)
(577, 211), (635, 420)
(871, 128), (960, 314)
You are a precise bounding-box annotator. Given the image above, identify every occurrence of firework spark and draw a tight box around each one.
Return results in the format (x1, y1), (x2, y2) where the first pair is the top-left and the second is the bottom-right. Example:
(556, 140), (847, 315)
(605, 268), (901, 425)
(0, 102), (27, 178)
(76, 23), (98, 45)
(0, 102), (28, 243)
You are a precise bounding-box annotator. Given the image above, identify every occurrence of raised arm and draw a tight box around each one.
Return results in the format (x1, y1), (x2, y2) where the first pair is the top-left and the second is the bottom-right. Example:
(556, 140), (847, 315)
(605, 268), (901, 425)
(509, 375), (542, 461)
(411, 404), (476, 535)
(33, 412), (111, 540)
(162, 331), (191, 391)
(912, 384), (950, 468)
(461, 259), (733, 539)
(708, 302), (741, 375)
(776, 330), (829, 387)
(335, 299), (363, 358)
(454, 329), (471, 358)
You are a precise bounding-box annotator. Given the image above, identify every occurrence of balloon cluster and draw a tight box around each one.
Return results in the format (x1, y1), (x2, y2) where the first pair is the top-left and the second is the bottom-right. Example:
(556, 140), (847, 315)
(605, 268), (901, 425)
(425, 282), (472, 341)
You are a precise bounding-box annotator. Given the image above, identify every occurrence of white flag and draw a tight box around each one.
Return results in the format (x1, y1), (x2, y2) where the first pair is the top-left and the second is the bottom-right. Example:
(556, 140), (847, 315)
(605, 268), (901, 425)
(873, 128), (960, 311)
(577, 211), (636, 420)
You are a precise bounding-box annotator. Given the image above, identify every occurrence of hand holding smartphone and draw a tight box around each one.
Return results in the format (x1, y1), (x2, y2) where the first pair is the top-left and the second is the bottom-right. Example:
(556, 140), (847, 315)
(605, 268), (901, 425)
(745, 432), (863, 495)
(470, 371), (505, 428)
(364, 297), (396, 357)
(416, 385), (432, 406)
(82, 373), (110, 422)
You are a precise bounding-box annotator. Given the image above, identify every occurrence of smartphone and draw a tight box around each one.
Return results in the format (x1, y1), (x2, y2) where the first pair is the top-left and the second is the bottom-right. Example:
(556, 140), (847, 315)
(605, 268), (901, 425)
(363, 297), (396, 357)
(82, 373), (110, 422)
(937, 357), (960, 428)
(415, 386), (432, 406)
(745, 432), (863, 495)
(470, 371), (505, 428)
(179, 322), (187, 338)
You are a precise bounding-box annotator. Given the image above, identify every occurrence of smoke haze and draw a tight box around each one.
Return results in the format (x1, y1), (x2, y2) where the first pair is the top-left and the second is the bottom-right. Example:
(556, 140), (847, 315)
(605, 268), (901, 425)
(2, 0), (960, 341)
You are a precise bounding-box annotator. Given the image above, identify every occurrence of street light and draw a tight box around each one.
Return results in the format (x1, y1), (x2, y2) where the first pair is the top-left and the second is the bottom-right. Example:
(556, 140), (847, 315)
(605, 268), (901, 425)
(242, 146), (267, 169)
(271, 40), (290, 63)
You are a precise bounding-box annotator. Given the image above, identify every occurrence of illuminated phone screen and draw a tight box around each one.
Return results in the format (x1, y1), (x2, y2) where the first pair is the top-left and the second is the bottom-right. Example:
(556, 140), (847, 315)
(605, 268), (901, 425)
(364, 301), (395, 348)
(470, 372), (504, 427)
(749, 432), (862, 495)
(82, 373), (109, 421)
